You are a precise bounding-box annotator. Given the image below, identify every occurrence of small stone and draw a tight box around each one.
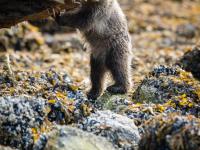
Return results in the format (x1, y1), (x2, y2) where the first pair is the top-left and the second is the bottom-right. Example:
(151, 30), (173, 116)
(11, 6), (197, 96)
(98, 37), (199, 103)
(176, 24), (196, 38)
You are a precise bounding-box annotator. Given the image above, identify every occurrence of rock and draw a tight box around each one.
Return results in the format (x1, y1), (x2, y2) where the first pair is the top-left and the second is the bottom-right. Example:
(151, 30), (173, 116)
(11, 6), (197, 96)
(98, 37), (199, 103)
(45, 33), (84, 53)
(93, 92), (131, 112)
(0, 96), (49, 149)
(0, 69), (91, 124)
(178, 45), (200, 80)
(139, 113), (200, 150)
(79, 110), (140, 150)
(0, 69), (93, 149)
(0, 145), (16, 150)
(0, 23), (45, 51)
(91, 92), (159, 126)
(30, 19), (74, 34)
(133, 66), (200, 117)
(124, 103), (159, 126)
(34, 126), (116, 150)
(0, 36), (8, 51)
(176, 24), (197, 38)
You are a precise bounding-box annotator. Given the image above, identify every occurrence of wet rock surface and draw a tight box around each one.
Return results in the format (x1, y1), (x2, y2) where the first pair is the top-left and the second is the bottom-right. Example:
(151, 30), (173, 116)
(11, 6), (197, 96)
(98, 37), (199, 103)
(34, 126), (116, 150)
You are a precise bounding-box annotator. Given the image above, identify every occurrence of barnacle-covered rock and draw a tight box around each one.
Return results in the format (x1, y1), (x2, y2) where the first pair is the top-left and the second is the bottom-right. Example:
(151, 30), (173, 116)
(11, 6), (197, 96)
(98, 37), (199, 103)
(133, 66), (200, 117)
(34, 126), (116, 150)
(124, 103), (159, 126)
(0, 96), (49, 149)
(139, 113), (200, 150)
(0, 69), (91, 124)
(178, 45), (200, 80)
(79, 110), (140, 150)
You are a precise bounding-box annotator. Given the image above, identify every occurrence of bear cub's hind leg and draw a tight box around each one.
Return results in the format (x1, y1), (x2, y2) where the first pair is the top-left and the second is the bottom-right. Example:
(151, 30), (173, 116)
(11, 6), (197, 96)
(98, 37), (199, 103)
(106, 49), (130, 94)
(87, 54), (106, 100)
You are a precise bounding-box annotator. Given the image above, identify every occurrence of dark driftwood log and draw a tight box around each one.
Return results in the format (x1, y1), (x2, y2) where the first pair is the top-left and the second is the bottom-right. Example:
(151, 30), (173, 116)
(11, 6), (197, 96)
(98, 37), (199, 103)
(0, 0), (78, 29)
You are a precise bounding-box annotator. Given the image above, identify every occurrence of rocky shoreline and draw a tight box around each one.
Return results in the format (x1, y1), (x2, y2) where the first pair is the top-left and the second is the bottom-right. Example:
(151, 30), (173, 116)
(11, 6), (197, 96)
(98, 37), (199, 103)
(0, 0), (200, 149)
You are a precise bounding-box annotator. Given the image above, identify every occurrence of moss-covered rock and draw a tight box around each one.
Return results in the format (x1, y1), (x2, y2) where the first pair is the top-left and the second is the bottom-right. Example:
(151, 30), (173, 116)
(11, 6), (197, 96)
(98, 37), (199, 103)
(139, 113), (200, 150)
(34, 126), (116, 150)
(94, 92), (131, 112)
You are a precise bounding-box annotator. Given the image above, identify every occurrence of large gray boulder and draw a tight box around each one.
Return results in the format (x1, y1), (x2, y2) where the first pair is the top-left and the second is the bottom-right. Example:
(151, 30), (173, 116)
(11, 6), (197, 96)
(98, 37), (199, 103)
(79, 110), (141, 150)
